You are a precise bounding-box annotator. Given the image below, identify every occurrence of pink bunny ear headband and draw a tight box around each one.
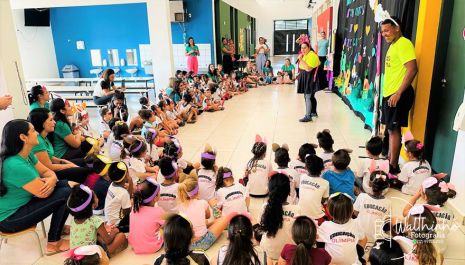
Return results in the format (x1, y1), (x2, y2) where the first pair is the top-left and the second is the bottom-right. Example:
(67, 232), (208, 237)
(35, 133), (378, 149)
(368, 159), (390, 180)
(422, 177), (455, 192)
(408, 204), (441, 216)
(65, 245), (102, 260)
(255, 134), (267, 144)
(402, 131), (414, 144)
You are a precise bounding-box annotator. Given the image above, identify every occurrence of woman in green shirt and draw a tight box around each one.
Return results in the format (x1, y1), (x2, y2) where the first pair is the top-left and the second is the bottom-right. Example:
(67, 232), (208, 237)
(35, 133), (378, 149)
(28, 85), (50, 110)
(28, 108), (92, 183)
(185, 37), (200, 75)
(281, 58), (296, 80)
(50, 98), (86, 160)
(206, 64), (220, 83)
(0, 119), (74, 254)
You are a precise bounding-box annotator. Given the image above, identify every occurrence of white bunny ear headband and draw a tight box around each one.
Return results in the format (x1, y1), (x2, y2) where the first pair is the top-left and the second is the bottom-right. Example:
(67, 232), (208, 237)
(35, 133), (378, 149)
(374, 3), (399, 26)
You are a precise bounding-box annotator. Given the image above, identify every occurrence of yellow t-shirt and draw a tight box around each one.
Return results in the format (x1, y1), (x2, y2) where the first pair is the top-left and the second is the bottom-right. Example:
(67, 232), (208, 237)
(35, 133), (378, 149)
(299, 51), (320, 70)
(383, 36), (416, 97)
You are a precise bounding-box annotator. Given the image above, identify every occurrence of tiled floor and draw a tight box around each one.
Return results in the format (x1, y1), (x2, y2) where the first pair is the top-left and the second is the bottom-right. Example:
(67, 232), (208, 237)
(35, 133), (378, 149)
(1, 84), (464, 264)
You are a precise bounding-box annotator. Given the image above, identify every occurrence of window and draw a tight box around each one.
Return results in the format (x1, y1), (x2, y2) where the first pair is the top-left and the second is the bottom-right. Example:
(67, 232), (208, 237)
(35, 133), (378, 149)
(107, 49), (120, 66)
(274, 19), (308, 31)
(90, 49), (102, 67)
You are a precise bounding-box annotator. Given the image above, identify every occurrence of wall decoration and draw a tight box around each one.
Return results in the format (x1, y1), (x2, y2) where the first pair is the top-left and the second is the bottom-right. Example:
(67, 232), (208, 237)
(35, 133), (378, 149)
(333, 0), (416, 132)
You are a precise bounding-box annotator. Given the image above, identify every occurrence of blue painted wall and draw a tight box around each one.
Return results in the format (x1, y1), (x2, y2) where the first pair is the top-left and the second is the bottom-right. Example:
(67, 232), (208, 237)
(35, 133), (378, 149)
(51, 4), (150, 78)
(51, 1), (214, 78)
(171, 0), (214, 63)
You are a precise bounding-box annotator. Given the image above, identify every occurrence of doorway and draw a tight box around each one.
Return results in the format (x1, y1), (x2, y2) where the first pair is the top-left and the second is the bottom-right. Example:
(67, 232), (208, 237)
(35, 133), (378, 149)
(273, 19), (309, 55)
(424, 0), (465, 174)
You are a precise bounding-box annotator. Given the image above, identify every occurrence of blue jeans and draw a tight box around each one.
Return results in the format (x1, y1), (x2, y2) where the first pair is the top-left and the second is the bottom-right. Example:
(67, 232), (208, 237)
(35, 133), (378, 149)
(93, 95), (113, 105)
(0, 180), (71, 242)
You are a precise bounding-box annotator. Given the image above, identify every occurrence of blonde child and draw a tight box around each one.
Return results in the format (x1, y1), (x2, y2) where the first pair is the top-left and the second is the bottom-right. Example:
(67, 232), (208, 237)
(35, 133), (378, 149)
(177, 174), (233, 251)
(67, 185), (128, 257)
(211, 167), (250, 217)
(129, 177), (165, 254)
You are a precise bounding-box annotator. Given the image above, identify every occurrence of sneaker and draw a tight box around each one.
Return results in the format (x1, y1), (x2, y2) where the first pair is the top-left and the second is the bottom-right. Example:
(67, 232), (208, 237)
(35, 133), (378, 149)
(299, 117), (313, 122)
(311, 113), (318, 118)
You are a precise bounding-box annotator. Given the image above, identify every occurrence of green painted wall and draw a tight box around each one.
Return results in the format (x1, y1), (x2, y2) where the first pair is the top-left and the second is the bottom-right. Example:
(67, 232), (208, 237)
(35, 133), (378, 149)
(219, 1), (231, 40)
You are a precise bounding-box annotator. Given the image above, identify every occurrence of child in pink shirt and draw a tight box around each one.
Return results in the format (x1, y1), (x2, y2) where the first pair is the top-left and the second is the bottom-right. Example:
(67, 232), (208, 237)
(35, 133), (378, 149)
(129, 178), (165, 254)
(177, 174), (234, 251)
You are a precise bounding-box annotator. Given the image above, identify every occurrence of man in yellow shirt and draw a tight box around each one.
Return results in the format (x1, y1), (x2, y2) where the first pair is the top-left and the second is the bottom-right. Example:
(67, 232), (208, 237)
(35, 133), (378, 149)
(380, 17), (418, 174)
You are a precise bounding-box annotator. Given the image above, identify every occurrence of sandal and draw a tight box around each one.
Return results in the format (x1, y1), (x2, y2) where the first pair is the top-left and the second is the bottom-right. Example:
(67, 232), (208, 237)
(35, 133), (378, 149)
(46, 239), (69, 256)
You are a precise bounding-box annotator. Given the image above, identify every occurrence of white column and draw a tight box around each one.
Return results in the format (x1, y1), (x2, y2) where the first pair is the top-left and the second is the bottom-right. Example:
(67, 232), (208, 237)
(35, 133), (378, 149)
(146, 0), (174, 101)
(0, 0), (30, 135)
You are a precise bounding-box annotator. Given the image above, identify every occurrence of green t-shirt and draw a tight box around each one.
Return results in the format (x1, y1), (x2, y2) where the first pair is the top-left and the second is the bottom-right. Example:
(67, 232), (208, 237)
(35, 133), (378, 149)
(29, 101), (50, 111)
(70, 216), (104, 249)
(281, 64), (295, 74)
(31, 134), (55, 159)
(383, 36), (416, 97)
(186, 45), (199, 56)
(53, 120), (72, 158)
(0, 154), (39, 221)
(263, 66), (273, 75)
(206, 72), (219, 83)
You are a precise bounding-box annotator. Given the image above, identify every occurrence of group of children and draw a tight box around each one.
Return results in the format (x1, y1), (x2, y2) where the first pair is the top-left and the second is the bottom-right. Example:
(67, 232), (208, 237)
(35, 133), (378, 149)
(62, 120), (457, 265)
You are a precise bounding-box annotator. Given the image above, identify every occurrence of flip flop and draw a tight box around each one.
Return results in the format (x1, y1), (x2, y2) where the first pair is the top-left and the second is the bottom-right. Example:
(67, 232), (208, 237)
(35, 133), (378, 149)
(46, 240), (69, 256)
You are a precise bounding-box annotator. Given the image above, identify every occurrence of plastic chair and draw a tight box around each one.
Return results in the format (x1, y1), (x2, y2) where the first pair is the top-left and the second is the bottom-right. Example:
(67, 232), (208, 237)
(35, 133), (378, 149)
(0, 221), (47, 262)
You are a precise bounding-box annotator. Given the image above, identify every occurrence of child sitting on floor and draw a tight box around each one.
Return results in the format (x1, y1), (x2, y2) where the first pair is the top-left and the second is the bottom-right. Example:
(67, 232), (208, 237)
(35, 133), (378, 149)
(129, 177), (165, 254)
(157, 156), (180, 214)
(211, 167), (250, 217)
(243, 135), (271, 197)
(298, 154), (329, 223)
(128, 139), (159, 184)
(322, 149), (356, 201)
(272, 143), (299, 203)
(289, 143), (317, 176)
(104, 162), (133, 233)
(198, 144), (218, 201)
(317, 129), (335, 169)
(67, 185), (128, 257)
(397, 139), (432, 195)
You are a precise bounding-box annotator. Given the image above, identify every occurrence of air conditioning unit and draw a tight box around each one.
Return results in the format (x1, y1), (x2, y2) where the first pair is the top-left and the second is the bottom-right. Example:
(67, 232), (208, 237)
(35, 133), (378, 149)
(170, 0), (185, 22)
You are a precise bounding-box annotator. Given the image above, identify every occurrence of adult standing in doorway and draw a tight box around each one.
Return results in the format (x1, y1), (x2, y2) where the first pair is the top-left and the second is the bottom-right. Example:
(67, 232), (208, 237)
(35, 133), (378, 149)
(255, 37), (270, 74)
(297, 42), (320, 122)
(185, 37), (200, 75)
(222, 38), (234, 75)
(317, 31), (329, 89)
(380, 17), (417, 174)
(92, 69), (125, 106)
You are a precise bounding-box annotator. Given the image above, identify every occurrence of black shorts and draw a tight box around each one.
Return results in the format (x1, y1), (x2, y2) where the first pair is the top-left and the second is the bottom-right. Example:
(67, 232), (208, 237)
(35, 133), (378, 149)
(381, 86), (414, 130)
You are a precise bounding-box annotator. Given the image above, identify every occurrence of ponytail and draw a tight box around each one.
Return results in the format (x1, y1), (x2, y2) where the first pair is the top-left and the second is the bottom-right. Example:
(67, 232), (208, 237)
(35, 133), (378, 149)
(223, 215), (261, 265)
(132, 179), (160, 213)
(405, 140), (425, 164)
(28, 85), (43, 105)
(292, 243), (311, 265)
(415, 241), (437, 265)
(261, 173), (290, 237)
(215, 167), (232, 191)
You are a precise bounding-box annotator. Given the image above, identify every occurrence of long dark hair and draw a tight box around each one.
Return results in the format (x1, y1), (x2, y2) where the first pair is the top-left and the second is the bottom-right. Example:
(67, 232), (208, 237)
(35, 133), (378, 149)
(405, 140), (425, 164)
(223, 215), (261, 265)
(291, 216), (317, 265)
(187, 37), (195, 46)
(163, 214), (193, 265)
(102, 69), (115, 83)
(0, 119), (30, 196)
(50, 98), (71, 129)
(246, 142), (267, 172)
(28, 85), (44, 104)
(215, 166), (232, 190)
(28, 108), (51, 134)
(133, 179), (159, 213)
(260, 173), (290, 237)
